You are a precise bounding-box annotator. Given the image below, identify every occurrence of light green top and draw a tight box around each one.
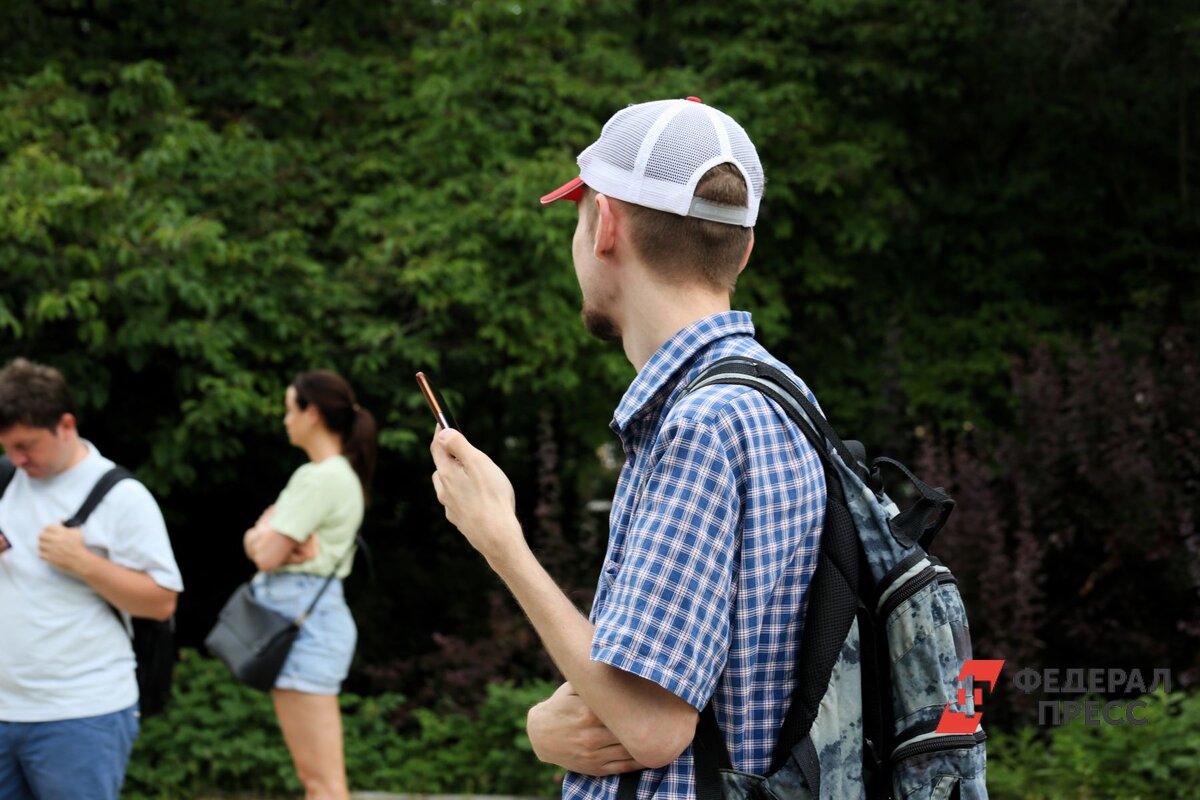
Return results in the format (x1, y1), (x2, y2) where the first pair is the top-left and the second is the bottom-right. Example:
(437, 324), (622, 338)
(272, 455), (363, 579)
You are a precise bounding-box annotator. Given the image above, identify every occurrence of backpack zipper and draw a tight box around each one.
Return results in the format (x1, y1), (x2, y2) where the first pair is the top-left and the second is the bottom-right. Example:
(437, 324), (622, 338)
(891, 729), (987, 762)
(879, 565), (958, 619)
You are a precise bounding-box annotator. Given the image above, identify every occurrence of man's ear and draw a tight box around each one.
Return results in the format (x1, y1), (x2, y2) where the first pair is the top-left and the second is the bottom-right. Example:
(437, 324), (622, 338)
(56, 413), (77, 437)
(736, 229), (755, 276)
(593, 194), (620, 262)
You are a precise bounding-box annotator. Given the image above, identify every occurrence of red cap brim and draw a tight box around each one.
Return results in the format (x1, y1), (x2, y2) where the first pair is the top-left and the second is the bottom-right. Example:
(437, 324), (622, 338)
(540, 176), (585, 205)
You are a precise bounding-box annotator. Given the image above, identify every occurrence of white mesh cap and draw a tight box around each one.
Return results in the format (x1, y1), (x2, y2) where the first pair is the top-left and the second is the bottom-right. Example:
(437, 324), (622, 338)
(541, 96), (765, 227)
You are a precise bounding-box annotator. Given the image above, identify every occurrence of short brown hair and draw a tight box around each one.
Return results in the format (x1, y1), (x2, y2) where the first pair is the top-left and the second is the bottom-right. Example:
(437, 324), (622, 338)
(0, 358), (76, 432)
(584, 163), (753, 292)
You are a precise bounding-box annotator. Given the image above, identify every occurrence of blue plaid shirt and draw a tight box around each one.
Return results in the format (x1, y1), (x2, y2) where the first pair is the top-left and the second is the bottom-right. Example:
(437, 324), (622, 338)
(563, 311), (827, 800)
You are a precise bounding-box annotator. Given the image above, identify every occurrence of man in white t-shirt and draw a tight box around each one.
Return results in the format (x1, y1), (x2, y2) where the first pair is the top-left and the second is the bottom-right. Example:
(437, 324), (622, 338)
(0, 358), (183, 800)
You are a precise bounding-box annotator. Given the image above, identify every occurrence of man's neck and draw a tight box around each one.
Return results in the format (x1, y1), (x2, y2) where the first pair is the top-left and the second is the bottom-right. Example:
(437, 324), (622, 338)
(619, 273), (733, 371)
(40, 437), (90, 480)
(61, 438), (90, 473)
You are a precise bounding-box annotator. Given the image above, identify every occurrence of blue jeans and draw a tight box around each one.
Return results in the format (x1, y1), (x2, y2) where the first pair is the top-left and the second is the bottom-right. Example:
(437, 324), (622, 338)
(0, 705), (139, 800)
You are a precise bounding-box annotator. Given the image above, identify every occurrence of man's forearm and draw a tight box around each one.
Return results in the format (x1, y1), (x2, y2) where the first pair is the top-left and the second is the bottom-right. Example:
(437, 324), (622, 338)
(428, 428), (699, 768)
(77, 553), (177, 620)
(490, 533), (698, 769)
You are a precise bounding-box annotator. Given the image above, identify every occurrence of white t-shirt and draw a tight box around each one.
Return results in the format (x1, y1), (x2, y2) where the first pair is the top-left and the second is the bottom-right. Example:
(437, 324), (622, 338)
(0, 442), (183, 722)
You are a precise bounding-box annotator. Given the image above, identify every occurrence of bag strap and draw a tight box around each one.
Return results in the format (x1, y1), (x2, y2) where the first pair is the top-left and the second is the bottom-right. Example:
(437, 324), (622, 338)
(686, 357), (866, 479)
(615, 702), (728, 800)
(296, 535), (363, 625)
(353, 536), (376, 583)
(64, 466), (135, 528)
(0, 456), (15, 497)
(679, 357), (864, 792)
(871, 456), (955, 550)
(58, 464), (140, 634)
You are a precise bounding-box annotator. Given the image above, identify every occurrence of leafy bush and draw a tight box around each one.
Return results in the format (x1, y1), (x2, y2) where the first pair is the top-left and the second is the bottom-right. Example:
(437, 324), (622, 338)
(921, 327), (1200, 726)
(124, 650), (560, 799)
(2, 0), (1197, 752)
(130, 659), (1200, 800)
(988, 691), (1200, 799)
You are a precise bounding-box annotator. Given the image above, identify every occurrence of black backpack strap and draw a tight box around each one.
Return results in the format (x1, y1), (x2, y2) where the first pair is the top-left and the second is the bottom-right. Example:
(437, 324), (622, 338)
(693, 703), (732, 799)
(686, 357), (867, 480)
(64, 466), (136, 528)
(872, 456), (955, 550)
(683, 357), (864, 791)
(0, 455), (16, 497)
(65, 464), (138, 631)
(615, 704), (728, 800)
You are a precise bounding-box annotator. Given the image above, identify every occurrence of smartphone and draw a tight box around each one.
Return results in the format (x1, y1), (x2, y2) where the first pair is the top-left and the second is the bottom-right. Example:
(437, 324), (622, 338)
(415, 372), (459, 431)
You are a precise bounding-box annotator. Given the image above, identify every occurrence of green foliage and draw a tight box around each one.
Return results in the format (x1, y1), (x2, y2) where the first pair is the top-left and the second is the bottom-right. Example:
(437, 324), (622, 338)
(124, 650), (560, 799)
(988, 692), (1200, 800)
(3, 0), (1194, 485)
(0, 0), (1197, 752)
(124, 658), (1200, 799)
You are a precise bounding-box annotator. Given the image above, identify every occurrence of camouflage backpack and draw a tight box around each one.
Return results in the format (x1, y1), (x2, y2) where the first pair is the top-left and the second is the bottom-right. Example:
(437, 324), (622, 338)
(618, 357), (987, 800)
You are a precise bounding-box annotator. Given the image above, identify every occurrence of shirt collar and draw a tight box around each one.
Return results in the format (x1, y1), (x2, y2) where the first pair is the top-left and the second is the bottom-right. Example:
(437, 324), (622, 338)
(611, 310), (756, 436)
(32, 439), (99, 485)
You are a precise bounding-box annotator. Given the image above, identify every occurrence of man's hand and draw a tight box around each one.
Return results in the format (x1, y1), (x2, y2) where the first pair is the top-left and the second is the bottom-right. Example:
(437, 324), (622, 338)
(38, 523), (99, 576)
(431, 427), (699, 770)
(430, 428), (522, 565)
(528, 682), (645, 776)
(40, 522), (176, 619)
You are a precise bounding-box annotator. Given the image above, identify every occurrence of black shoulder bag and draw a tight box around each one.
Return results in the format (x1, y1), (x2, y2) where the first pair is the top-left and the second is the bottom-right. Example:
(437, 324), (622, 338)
(204, 539), (359, 692)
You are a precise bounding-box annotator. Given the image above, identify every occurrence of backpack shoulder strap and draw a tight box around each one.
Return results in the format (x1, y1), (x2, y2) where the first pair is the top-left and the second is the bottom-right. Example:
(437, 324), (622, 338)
(694, 360), (953, 549)
(74, 465), (148, 634)
(0, 456), (15, 497)
(65, 466), (136, 528)
(674, 358), (868, 786)
(684, 357), (867, 479)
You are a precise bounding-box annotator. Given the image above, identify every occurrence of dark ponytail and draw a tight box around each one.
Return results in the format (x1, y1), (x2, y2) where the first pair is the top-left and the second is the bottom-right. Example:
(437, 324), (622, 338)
(291, 370), (377, 503)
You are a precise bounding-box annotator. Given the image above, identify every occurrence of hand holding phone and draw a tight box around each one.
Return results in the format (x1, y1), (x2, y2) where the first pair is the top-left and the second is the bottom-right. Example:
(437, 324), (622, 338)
(415, 372), (458, 431)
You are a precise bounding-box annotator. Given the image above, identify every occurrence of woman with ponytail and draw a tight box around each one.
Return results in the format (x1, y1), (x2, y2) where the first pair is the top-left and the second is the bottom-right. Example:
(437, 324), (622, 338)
(241, 370), (376, 800)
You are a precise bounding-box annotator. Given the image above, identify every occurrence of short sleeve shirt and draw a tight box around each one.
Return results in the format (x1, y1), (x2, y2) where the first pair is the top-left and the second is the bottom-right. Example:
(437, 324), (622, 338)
(0, 442), (183, 722)
(272, 455), (363, 579)
(563, 312), (826, 800)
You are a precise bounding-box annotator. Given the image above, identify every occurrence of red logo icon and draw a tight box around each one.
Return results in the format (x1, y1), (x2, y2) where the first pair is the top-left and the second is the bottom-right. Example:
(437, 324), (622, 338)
(936, 659), (1005, 734)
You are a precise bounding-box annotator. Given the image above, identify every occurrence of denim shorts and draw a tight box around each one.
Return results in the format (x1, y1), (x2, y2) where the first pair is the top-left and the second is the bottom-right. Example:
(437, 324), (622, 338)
(250, 572), (357, 695)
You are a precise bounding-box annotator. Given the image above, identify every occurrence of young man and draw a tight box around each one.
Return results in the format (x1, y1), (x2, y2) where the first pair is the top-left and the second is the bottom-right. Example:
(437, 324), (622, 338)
(0, 358), (183, 800)
(429, 97), (826, 799)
